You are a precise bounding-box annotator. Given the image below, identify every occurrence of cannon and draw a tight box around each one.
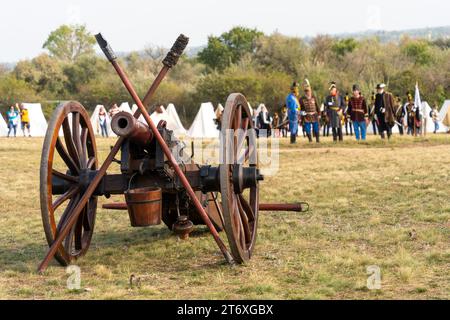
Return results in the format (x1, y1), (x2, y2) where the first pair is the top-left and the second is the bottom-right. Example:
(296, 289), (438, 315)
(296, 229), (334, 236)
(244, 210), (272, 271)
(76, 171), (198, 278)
(37, 33), (307, 272)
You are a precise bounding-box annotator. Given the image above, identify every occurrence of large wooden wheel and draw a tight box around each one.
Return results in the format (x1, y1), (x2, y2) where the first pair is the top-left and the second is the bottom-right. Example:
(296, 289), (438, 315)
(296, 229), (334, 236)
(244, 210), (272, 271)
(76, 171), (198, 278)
(220, 93), (259, 263)
(40, 102), (98, 266)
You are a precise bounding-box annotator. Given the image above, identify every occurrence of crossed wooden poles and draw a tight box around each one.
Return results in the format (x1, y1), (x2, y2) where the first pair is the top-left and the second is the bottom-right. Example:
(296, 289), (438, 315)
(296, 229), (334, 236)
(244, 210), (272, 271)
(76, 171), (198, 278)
(37, 33), (233, 273)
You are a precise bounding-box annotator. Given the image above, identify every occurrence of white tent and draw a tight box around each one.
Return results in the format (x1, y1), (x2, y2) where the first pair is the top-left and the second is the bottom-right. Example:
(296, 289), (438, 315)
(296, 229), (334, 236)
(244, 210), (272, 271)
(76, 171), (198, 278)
(131, 104), (146, 123)
(187, 102), (220, 138)
(247, 102), (253, 117)
(90, 105), (116, 137)
(22, 103), (47, 137)
(421, 101), (447, 134)
(166, 103), (187, 136)
(0, 113), (8, 136)
(149, 105), (181, 133)
(439, 100), (450, 131)
(255, 104), (265, 116)
(119, 102), (133, 114)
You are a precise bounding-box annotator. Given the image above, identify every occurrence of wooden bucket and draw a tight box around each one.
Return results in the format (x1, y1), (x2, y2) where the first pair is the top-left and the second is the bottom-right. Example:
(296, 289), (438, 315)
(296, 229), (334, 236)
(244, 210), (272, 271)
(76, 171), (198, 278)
(124, 187), (162, 227)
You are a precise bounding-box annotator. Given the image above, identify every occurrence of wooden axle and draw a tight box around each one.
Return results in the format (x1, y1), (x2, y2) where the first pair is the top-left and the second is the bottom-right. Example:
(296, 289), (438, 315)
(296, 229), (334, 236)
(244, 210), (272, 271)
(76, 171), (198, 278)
(103, 202), (307, 212)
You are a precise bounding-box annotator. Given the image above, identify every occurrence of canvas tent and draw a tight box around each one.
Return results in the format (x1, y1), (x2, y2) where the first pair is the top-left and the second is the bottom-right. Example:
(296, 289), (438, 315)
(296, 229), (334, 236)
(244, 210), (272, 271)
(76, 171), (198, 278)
(187, 102), (220, 138)
(119, 102), (133, 114)
(90, 105), (116, 137)
(440, 100), (450, 130)
(0, 113), (8, 136)
(131, 104), (146, 123)
(149, 105), (181, 134)
(420, 102), (435, 134)
(22, 103), (47, 137)
(420, 101), (447, 134)
(166, 103), (187, 136)
(247, 102), (253, 117)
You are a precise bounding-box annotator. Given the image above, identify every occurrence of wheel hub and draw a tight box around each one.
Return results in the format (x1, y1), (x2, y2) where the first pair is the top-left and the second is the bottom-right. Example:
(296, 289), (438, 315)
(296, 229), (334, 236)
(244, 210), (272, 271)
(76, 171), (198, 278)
(78, 169), (97, 192)
(232, 165), (264, 194)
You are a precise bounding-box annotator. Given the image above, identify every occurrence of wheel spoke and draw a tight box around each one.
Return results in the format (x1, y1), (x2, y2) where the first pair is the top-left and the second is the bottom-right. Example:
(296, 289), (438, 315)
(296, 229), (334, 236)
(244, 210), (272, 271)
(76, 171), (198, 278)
(62, 117), (80, 167)
(86, 157), (96, 169)
(84, 199), (93, 231)
(233, 106), (242, 159)
(238, 193), (255, 222)
(52, 186), (80, 211)
(237, 196), (251, 245)
(210, 192), (225, 227)
(72, 112), (82, 155)
(52, 169), (78, 183)
(73, 208), (84, 251)
(56, 138), (79, 174)
(56, 194), (80, 233)
(233, 105), (242, 130)
(80, 127), (88, 169)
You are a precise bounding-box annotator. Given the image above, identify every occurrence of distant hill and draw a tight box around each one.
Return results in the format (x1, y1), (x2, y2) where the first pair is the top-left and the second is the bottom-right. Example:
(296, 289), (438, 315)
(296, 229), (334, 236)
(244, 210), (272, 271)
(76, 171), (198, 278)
(304, 26), (450, 43)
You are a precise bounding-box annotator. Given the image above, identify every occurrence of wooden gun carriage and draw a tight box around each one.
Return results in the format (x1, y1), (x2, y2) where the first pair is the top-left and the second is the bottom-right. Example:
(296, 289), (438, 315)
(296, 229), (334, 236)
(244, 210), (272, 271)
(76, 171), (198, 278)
(37, 33), (306, 272)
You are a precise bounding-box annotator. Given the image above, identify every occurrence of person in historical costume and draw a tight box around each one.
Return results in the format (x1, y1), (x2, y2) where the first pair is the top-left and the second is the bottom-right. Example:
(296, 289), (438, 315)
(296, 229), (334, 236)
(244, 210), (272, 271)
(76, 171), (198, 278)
(299, 79), (321, 143)
(348, 84), (368, 141)
(324, 82), (345, 142)
(394, 95), (406, 135)
(280, 105), (288, 138)
(430, 104), (440, 134)
(374, 83), (396, 139)
(368, 92), (378, 135)
(273, 112), (281, 137)
(19, 103), (31, 137)
(343, 92), (353, 136)
(286, 82), (300, 144)
(404, 92), (417, 136)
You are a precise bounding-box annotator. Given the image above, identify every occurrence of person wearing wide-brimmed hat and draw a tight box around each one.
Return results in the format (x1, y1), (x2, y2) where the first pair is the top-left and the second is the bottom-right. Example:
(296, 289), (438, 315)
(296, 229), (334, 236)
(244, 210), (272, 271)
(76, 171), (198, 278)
(348, 84), (368, 141)
(286, 81), (300, 144)
(374, 83), (396, 139)
(299, 79), (321, 143)
(324, 82), (345, 142)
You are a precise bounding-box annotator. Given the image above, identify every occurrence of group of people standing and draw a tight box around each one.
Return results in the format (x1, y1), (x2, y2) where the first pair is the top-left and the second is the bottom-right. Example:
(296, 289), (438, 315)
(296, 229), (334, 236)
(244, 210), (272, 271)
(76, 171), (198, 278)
(5, 103), (31, 138)
(284, 80), (440, 144)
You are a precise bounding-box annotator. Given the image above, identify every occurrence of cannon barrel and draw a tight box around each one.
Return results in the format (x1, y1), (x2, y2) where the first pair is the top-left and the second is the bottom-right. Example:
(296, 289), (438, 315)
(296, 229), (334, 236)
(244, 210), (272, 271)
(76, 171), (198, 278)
(111, 111), (154, 147)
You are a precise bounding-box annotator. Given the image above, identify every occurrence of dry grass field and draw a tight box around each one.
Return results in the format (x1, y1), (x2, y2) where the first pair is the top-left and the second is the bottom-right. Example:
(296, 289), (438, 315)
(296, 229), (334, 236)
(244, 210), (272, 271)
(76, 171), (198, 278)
(0, 134), (449, 300)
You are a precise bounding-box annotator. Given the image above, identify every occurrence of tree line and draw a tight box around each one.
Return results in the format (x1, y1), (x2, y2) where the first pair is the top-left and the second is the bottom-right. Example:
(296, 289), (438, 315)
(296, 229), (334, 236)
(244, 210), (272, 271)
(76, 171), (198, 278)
(0, 25), (449, 124)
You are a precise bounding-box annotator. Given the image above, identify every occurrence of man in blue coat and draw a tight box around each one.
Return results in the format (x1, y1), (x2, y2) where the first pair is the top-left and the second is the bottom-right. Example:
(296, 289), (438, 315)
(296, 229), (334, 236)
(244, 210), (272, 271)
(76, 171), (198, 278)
(286, 82), (300, 144)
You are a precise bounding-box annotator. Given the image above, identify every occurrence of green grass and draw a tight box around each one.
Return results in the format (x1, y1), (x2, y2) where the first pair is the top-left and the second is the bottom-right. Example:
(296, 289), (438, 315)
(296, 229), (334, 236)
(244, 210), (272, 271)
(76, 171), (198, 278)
(0, 133), (449, 299)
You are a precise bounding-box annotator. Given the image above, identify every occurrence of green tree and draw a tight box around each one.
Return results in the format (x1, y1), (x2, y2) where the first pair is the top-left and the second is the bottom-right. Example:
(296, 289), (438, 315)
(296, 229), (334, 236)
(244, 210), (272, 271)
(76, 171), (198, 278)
(0, 75), (40, 109)
(43, 24), (96, 62)
(14, 54), (67, 97)
(254, 33), (308, 77)
(198, 27), (263, 71)
(401, 40), (432, 66)
(64, 55), (109, 94)
(332, 38), (359, 57)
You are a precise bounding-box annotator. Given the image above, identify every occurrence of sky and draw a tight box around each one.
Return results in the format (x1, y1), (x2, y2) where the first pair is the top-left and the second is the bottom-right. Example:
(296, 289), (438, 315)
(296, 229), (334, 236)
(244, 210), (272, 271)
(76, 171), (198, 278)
(0, 0), (448, 62)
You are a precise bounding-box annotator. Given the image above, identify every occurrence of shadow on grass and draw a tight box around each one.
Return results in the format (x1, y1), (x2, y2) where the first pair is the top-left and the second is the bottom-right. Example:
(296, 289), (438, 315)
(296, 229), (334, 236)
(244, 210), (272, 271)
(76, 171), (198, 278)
(0, 224), (226, 273)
